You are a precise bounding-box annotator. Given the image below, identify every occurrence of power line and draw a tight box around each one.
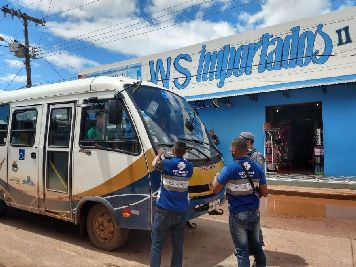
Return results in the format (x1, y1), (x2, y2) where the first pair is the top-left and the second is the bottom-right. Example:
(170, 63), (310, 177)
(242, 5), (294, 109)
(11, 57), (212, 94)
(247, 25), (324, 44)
(71, 14), (356, 72)
(51, 0), (208, 47)
(0, 65), (23, 75)
(40, 0), (241, 54)
(41, 57), (64, 81)
(2, 5), (46, 88)
(47, 0), (102, 17)
(37, 0), (255, 58)
(38, 4), (356, 60)
(5, 66), (24, 90)
(25, 0), (215, 61)
(37, 0), (52, 45)
(15, 0), (44, 9)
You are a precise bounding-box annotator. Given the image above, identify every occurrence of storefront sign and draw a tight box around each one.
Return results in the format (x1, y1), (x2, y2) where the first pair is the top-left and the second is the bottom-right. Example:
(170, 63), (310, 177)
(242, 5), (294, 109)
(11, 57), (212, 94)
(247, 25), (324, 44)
(149, 24), (334, 90)
(79, 7), (356, 100)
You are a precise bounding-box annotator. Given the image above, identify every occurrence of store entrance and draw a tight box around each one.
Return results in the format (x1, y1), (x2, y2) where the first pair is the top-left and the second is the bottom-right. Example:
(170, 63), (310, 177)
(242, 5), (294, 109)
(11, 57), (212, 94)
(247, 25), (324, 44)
(265, 102), (323, 174)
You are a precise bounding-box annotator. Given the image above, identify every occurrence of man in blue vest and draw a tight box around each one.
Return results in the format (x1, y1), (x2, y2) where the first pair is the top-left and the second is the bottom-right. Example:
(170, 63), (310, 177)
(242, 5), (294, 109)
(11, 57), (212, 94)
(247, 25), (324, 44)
(150, 140), (193, 267)
(213, 137), (268, 267)
(240, 131), (266, 260)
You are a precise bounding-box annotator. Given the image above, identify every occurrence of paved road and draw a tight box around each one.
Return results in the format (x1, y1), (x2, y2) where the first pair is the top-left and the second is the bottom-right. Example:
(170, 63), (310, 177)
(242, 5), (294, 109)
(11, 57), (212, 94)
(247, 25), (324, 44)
(1, 196), (356, 266)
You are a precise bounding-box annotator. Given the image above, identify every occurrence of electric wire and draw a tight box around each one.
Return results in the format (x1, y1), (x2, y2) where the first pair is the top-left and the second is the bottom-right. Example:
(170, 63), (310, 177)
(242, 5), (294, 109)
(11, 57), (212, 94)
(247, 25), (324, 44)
(48, 0), (221, 48)
(5, 66), (24, 90)
(37, 0), (52, 45)
(38, 1), (355, 59)
(47, 0), (102, 17)
(40, 57), (64, 81)
(37, 0), (256, 58)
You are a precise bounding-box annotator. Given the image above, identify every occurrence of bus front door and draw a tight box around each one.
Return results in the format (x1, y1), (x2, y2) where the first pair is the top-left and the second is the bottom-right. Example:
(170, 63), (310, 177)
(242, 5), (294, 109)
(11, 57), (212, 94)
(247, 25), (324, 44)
(7, 105), (43, 210)
(44, 103), (75, 220)
(0, 104), (10, 202)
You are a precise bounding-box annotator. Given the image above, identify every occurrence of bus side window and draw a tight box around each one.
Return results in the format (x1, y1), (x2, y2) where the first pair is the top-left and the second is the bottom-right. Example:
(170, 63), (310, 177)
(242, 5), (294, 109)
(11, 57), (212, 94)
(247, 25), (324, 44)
(79, 100), (140, 154)
(0, 104), (9, 145)
(10, 109), (37, 147)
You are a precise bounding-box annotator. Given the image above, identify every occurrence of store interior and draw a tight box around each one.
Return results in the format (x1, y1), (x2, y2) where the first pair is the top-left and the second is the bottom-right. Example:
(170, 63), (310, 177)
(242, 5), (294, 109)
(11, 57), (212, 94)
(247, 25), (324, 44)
(265, 102), (323, 175)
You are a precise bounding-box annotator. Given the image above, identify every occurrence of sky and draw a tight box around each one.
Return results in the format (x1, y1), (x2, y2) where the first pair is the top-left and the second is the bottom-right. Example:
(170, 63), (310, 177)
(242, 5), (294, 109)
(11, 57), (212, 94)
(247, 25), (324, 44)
(0, 0), (355, 90)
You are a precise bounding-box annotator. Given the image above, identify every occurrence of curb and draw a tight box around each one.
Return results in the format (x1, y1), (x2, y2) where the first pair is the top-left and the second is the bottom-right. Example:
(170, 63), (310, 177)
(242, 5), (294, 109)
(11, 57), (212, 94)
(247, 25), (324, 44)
(268, 185), (356, 200)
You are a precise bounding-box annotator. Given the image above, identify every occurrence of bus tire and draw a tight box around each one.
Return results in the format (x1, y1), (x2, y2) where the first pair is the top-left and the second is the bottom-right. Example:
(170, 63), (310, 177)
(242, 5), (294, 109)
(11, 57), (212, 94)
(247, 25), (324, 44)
(0, 200), (8, 217)
(87, 204), (129, 251)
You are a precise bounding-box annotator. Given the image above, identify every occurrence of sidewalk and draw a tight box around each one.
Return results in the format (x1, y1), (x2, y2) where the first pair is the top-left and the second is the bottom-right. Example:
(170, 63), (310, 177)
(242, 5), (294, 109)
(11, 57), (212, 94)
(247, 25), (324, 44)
(268, 184), (356, 200)
(267, 173), (356, 190)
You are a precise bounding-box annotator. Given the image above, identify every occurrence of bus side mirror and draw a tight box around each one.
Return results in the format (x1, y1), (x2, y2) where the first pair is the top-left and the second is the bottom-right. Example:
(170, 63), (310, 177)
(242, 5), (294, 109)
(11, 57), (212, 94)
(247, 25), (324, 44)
(107, 100), (123, 125)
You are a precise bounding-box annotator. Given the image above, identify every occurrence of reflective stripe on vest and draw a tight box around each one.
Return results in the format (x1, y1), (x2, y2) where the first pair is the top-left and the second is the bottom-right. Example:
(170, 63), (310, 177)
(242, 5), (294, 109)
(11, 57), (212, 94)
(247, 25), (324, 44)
(225, 178), (259, 196)
(162, 175), (189, 192)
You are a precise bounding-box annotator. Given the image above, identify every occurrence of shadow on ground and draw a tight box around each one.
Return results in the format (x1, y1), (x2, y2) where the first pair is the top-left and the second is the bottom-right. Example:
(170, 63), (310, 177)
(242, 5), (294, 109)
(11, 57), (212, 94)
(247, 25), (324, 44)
(265, 250), (307, 266)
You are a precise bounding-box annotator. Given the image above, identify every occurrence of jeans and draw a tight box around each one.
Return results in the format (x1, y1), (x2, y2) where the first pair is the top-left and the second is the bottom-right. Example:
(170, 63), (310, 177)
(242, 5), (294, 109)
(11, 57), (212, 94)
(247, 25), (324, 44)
(229, 210), (266, 267)
(150, 206), (186, 267)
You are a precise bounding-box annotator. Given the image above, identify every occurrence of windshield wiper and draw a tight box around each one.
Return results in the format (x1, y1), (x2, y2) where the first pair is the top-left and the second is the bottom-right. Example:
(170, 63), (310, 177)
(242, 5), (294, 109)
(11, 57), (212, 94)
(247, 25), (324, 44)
(156, 142), (211, 161)
(178, 137), (222, 157)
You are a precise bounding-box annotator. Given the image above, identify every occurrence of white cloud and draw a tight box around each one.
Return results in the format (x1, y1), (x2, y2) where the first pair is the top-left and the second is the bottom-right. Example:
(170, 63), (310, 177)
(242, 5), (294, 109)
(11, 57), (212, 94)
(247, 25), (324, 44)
(237, 0), (331, 32)
(45, 50), (98, 72)
(148, 0), (233, 23)
(5, 59), (23, 68)
(18, 0), (138, 20)
(13, 0), (236, 58)
(337, 0), (356, 10)
(4, 0), (240, 76)
(0, 74), (27, 83)
(45, 16), (236, 57)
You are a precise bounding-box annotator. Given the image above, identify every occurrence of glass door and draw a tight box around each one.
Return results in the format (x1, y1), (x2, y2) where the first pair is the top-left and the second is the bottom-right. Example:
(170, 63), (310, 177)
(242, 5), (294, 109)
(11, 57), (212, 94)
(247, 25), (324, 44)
(44, 103), (75, 220)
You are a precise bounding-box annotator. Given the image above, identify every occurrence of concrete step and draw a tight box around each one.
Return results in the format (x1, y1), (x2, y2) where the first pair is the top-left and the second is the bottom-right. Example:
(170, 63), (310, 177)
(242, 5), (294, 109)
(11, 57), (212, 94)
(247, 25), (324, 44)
(267, 174), (356, 190)
(268, 184), (356, 200)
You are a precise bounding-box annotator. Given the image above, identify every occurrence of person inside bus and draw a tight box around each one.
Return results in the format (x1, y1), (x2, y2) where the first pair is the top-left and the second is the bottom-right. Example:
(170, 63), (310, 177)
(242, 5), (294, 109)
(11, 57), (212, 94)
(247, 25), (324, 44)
(209, 128), (220, 145)
(87, 111), (106, 140)
(150, 140), (193, 267)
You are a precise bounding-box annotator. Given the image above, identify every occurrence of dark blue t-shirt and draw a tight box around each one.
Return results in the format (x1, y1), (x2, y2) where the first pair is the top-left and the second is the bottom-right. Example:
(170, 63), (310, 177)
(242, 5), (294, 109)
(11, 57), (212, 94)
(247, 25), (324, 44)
(217, 156), (266, 214)
(155, 156), (193, 213)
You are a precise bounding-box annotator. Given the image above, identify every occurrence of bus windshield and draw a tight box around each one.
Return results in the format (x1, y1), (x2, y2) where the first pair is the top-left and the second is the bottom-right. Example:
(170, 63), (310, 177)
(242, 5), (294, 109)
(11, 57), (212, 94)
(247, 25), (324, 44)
(129, 85), (218, 159)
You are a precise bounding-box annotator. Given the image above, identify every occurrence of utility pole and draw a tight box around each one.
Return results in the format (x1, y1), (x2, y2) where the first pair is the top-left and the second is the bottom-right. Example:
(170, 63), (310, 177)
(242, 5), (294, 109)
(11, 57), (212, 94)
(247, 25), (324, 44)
(1, 5), (45, 88)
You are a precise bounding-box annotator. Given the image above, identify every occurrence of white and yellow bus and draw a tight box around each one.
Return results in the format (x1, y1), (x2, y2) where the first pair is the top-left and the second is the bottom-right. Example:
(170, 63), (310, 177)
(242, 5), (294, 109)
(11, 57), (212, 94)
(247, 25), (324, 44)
(0, 76), (224, 250)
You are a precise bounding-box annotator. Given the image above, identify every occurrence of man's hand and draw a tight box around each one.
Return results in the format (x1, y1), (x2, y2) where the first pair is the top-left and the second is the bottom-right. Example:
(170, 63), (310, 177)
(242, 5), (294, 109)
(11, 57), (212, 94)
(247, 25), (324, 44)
(152, 148), (165, 169)
(157, 148), (165, 157)
(212, 172), (224, 194)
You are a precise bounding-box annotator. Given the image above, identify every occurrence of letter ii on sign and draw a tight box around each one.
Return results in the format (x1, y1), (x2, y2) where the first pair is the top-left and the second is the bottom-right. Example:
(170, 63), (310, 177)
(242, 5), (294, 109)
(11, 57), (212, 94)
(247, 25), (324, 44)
(336, 26), (352, 46)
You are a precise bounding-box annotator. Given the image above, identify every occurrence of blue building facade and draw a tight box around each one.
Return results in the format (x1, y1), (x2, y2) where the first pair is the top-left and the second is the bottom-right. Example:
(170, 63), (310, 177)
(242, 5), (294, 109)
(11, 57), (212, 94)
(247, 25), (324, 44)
(197, 83), (356, 177)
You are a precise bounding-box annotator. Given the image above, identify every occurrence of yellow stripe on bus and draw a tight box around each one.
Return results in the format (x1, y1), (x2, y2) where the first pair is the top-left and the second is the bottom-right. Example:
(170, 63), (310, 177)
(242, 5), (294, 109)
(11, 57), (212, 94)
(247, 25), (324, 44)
(75, 148), (224, 199)
(76, 148), (156, 197)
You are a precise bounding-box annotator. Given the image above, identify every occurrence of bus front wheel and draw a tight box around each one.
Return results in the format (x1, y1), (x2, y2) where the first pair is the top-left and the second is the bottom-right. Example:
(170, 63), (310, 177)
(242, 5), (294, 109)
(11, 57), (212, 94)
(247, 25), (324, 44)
(87, 204), (129, 251)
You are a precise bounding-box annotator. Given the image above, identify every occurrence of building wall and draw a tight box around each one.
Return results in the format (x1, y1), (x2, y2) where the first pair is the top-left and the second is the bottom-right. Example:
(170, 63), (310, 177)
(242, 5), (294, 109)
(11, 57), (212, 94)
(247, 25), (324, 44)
(198, 83), (356, 176)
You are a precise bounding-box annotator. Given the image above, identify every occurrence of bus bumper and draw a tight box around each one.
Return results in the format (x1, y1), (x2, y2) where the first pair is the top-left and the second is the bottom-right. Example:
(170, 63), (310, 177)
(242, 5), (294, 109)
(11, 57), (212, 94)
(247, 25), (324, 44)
(186, 190), (225, 220)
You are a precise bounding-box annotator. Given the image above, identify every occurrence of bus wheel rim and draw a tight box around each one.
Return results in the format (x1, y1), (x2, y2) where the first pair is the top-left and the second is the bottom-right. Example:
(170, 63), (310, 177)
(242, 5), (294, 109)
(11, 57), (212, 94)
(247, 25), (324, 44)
(93, 212), (115, 242)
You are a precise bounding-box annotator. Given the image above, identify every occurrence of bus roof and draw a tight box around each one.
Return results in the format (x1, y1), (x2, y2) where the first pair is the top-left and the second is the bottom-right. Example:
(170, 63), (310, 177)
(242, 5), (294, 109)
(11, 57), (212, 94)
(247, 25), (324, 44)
(0, 76), (161, 104)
